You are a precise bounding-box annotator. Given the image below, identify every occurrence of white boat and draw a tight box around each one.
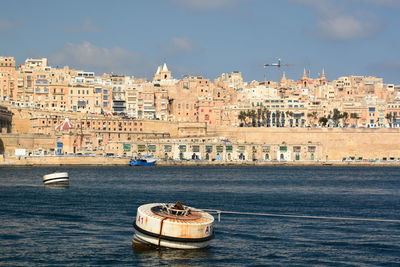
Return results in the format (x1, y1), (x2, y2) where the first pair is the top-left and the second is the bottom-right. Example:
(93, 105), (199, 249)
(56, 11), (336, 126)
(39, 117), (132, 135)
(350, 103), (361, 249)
(42, 172), (69, 186)
(132, 202), (214, 249)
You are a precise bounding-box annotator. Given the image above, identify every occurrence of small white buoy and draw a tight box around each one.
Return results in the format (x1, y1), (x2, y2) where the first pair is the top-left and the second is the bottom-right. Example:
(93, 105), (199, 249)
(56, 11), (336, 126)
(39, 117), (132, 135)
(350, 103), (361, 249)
(42, 172), (69, 187)
(132, 202), (214, 249)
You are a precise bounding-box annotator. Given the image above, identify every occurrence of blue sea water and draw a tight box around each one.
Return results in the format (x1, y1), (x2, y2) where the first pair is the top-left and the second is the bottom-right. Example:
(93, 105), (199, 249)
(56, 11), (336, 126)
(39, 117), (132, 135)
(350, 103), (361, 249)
(0, 166), (399, 266)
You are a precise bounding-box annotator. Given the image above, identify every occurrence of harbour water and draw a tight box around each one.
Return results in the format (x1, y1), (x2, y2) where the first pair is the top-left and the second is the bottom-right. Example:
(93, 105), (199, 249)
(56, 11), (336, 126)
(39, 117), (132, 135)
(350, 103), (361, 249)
(1, 166), (399, 266)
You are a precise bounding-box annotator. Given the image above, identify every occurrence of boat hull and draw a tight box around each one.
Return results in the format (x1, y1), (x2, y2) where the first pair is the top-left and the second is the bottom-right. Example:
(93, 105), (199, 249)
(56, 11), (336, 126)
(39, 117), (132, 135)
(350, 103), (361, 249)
(42, 172), (69, 186)
(129, 160), (156, 166)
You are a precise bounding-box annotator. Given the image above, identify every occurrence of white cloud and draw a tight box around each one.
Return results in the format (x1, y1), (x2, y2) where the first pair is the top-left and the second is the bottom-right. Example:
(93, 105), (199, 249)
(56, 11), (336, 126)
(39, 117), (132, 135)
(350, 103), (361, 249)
(165, 37), (198, 55)
(358, 0), (400, 7)
(64, 19), (101, 33)
(49, 41), (154, 76)
(0, 18), (19, 30)
(293, 0), (382, 40)
(316, 14), (380, 40)
(170, 0), (239, 10)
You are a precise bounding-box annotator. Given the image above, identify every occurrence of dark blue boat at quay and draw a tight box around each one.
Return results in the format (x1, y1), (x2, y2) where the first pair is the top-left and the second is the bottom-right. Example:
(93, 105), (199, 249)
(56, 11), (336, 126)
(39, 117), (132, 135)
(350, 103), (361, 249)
(0, 166), (399, 266)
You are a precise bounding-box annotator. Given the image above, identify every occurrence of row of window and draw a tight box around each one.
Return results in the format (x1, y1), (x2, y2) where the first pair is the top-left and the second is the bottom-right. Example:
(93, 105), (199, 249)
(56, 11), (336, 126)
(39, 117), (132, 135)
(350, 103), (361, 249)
(41, 120), (143, 127)
(135, 145), (316, 153)
(0, 63), (14, 67)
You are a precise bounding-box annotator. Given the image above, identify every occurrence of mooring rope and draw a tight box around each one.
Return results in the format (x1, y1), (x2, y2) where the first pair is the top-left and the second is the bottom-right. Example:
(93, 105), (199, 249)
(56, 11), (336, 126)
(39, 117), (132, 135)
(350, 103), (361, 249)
(197, 209), (400, 223)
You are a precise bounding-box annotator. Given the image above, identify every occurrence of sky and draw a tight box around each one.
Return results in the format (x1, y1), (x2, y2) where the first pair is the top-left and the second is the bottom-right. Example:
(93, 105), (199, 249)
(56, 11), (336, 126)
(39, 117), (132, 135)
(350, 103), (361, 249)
(0, 0), (399, 83)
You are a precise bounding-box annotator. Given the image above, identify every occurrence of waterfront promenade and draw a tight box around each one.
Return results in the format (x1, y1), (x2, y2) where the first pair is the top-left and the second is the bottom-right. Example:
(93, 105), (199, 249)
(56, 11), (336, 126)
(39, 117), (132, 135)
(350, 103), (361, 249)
(1, 155), (399, 167)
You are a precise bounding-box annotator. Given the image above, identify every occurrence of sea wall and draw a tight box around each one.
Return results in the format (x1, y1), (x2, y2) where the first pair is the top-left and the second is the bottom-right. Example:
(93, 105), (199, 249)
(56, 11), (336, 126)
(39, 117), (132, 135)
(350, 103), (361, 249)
(1, 156), (400, 167)
(0, 156), (129, 166)
(209, 127), (400, 161)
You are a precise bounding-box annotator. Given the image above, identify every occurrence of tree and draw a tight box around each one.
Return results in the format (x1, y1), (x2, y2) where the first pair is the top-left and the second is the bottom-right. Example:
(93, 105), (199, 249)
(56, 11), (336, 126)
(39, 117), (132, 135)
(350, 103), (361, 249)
(307, 111), (318, 127)
(276, 110), (281, 127)
(238, 111), (246, 126)
(266, 109), (271, 127)
(286, 111), (294, 127)
(350, 113), (360, 127)
(319, 117), (328, 127)
(261, 107), (267, 127)
(245, 110), (257, 127)
(257, 108), (262, 127)
(332, 108), (341, 126)
(342, 112), (349, 127)
(386, 113), (392, 128)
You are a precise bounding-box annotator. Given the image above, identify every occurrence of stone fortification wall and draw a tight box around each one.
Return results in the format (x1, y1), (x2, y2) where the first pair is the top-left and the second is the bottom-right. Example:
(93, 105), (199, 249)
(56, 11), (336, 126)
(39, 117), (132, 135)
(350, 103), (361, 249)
(0, 133), (55, 156)
(0, 155), (129, 166)
(210, 127), (400, 161)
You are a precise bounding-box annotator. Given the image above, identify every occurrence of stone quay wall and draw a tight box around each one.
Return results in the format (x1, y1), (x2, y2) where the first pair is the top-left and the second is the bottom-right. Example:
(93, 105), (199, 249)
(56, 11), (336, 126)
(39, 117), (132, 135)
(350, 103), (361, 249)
(209, 127), (400, 161)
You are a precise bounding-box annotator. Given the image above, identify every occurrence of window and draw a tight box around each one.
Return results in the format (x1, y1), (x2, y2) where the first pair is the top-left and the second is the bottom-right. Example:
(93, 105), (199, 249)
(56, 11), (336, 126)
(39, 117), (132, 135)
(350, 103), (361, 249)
(179, 145), (187, 152)
(137, 145), (146, 152)
(293, 146), (301, 152)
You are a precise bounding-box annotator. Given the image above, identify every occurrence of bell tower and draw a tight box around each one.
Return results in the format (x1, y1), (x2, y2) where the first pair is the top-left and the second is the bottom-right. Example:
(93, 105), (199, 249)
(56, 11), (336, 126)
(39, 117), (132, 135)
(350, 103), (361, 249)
(301, 68), (308, 87)
(320, 68), (327, 85)
(153, 63), (172, 82)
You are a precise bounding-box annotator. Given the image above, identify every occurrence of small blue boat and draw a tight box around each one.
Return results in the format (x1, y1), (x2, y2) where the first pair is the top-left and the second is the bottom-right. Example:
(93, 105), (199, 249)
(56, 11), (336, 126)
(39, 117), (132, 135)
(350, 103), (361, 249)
(130, 157), (157, 166)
